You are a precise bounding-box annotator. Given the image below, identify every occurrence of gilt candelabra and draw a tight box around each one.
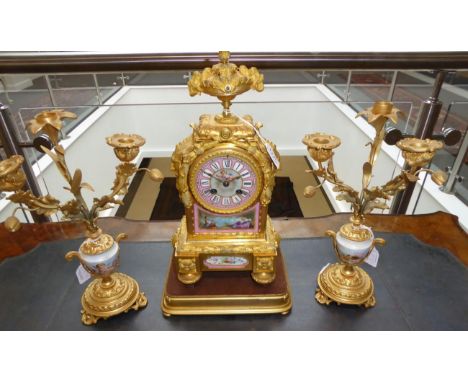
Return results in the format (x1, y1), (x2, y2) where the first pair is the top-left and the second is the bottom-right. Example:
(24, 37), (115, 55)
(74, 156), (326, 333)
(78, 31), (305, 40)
(303, 101), (446, 308)
(0, 109), (163, 324)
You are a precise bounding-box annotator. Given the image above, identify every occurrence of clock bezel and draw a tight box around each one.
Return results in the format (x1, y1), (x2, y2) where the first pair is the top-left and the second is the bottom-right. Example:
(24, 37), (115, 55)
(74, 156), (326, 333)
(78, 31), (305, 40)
(188, 145), (263, 214)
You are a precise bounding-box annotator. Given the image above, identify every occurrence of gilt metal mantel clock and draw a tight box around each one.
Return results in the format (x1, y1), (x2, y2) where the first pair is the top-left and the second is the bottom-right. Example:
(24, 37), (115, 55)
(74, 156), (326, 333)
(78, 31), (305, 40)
(170, 51), (281, 287)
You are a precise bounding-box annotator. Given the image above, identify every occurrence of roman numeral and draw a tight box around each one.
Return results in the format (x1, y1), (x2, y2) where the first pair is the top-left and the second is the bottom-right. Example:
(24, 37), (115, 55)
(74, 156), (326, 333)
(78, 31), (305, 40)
(222, 197), (231, 205)
(241, 171), (250, 178)
(222, 159), (232, 168)
(243, 180), (252, 187)
(233, 162), (243, 172)
(211, 161), (221, 171)
(240, 189), (249, 198)
(200, 179), (210, 186)
(232, 195), (241, 203)
(210, 195), (220, 203)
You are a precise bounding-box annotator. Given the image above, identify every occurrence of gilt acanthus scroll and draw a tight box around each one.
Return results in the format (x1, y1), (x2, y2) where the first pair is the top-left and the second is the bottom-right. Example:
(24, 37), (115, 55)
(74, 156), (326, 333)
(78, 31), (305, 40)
(188, 51), (264, 113)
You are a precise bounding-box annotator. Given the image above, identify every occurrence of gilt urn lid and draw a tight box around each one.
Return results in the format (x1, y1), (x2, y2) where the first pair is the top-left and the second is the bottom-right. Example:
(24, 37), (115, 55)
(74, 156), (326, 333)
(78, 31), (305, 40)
(339, 223), (372, 242)
(79, 233), (115, 256)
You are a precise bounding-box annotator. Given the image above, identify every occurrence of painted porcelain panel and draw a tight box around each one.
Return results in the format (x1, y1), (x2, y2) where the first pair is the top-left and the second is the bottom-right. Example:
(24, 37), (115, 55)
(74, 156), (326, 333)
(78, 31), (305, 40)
(194, 203), (259, 233)
(204, 256), (249, 269)
(79, 242), (120, 277)
(336, 228), (374, 260)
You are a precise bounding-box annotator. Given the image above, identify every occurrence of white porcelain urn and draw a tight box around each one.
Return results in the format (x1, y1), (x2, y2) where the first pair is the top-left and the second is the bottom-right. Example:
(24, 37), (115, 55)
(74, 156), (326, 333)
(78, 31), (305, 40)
(335, 223), (374, 265)
(78, 234), (120, 277)
(66, 232), (127, 278)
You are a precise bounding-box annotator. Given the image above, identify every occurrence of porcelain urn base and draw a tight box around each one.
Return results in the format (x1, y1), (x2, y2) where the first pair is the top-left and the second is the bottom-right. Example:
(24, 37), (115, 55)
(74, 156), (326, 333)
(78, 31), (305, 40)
(81, 272), (148, 325)
(315, 263), (376, 308)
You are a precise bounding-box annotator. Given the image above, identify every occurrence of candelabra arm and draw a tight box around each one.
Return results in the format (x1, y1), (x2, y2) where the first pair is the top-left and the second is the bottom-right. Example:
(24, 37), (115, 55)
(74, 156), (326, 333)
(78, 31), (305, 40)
(90, 163), (138, 218)
(8, 190), (60, 214)
(324, 173), (360, 209)
(88, 134), (163, 225)
(137, 167), (164, 182)
(316, 159), (360, 204)
(380, 175), (407, 195)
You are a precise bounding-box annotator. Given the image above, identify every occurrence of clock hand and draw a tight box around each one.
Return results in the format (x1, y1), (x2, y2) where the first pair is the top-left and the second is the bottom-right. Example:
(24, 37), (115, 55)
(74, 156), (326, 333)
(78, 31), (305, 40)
(227, 174), (242, 181)
(206, 170), (241, 184)
(203, 170), (215, 179)
(211, 171), (233, 182)
(211, 174), (226, 182)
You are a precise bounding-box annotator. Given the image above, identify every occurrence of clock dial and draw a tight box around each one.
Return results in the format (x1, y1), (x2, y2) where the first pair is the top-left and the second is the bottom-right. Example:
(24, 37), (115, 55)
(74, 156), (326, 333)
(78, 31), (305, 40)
(190, 149), (262, 214)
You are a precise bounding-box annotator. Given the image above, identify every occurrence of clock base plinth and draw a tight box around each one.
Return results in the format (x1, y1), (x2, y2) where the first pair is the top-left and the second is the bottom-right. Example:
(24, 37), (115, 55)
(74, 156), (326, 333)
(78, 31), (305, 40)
(161, 248), (292, 316)
(173, 215), (280, 285)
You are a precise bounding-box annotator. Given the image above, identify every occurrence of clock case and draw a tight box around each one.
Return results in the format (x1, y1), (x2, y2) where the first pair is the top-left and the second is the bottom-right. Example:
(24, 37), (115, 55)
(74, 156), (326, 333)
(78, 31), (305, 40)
(161, 51), (291, 316)
(171, 113), (281, 285)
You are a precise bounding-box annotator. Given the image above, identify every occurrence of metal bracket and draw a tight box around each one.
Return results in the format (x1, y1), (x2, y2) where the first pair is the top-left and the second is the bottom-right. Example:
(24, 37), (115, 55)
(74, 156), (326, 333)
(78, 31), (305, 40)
(384, 125), (462, 147)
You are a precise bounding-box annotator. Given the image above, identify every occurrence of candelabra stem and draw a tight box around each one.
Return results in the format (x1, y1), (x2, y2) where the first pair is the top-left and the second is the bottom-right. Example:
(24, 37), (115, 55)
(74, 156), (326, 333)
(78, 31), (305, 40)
(101, 275), (114, 287)
(341, 264), (355, 277)
(367, 118), (386, 167)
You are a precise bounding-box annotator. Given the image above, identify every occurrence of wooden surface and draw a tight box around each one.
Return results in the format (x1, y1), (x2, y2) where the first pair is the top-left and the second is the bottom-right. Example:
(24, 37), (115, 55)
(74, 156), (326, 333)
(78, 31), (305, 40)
(1, 212), (467, 265)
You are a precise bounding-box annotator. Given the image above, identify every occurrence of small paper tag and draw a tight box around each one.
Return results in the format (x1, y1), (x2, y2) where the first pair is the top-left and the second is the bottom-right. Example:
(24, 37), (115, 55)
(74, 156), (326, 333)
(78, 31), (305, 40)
(235, 114), (280, 169)
(365, 248), (379, 268)
(264, 141), (281, 169)
(76, 264), (91, 284)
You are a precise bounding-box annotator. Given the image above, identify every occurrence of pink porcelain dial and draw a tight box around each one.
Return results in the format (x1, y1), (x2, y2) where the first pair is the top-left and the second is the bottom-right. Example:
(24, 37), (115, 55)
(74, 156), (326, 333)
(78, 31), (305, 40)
(194, 154), (259, 212)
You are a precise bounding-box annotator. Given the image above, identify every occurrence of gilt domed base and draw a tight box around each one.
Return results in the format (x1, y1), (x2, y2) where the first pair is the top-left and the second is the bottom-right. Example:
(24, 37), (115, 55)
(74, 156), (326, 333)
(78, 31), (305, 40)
(315, 263), (376, 308)
(80, 272), (148, 325)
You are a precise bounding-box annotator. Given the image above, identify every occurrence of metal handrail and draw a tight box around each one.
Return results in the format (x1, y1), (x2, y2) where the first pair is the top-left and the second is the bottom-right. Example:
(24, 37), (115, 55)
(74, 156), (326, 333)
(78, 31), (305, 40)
(1, 52), (468, 73)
